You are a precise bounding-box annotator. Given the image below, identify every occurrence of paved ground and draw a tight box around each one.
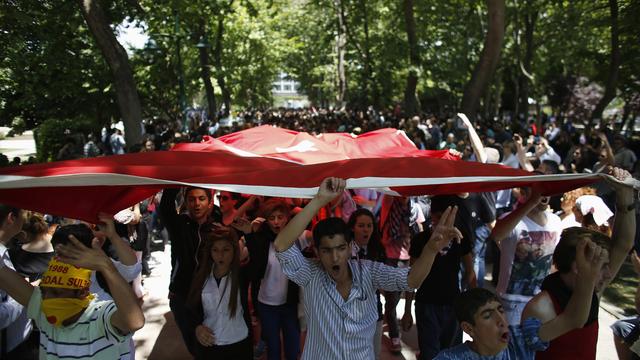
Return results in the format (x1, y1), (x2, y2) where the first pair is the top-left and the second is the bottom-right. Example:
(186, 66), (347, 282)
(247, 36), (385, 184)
(0, 128), (37, 161)
(135, 245), (621, 360)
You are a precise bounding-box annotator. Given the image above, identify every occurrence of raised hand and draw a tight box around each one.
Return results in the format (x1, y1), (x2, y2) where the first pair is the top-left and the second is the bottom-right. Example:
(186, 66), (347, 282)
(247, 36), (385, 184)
(95, 212), (118, 239)
(457, 113), (472, 129)
(601, 166), (638, 192)
(427, 206), (463, 254)
(55, 235), (110, 272)
(230, 217), (253, 234)
(316, 177), (346, 205)
(196, 324), (216, 347)
(575, 238), (608, 284)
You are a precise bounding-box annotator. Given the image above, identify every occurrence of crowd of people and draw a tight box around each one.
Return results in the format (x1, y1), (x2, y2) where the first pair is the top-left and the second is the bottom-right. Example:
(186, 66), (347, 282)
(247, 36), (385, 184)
(0, 108), (639, 360)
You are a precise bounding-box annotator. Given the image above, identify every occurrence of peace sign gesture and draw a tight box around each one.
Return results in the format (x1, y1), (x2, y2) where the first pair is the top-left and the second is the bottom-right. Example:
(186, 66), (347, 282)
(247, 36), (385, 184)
(426, 206), (463, 253)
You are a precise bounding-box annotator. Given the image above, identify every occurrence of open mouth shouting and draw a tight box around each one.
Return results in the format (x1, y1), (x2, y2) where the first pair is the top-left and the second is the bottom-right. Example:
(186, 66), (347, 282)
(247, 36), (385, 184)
(500, 331), (510, 343)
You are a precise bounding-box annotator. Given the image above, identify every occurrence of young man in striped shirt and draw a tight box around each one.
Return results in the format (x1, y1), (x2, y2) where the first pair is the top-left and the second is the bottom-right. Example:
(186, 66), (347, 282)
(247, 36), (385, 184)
(0, 223), (145, 359)
(274, 178), (463, 360)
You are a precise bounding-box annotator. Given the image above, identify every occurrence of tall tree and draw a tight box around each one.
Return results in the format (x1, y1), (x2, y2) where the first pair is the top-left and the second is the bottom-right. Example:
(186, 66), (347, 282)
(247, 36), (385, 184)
(590, 0), (620, 123)
(402, 0), (420, 116)
(518, 0), (537, 120)
(213, 2), (233, 116)
(78, 0), (142, 147)
(334, 0), (347, 107)
(196, 22), (217, 121)
(460, 0), (506, 120)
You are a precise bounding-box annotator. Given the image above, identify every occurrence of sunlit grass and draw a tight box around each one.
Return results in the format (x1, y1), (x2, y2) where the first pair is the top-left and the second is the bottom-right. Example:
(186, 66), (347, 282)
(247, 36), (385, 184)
(603, 260), (639, 316)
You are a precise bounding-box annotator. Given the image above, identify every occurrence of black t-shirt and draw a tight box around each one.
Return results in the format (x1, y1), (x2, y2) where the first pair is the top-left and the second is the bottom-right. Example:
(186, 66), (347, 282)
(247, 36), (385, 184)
(409, 227), (471, 305)
(461, 192), (496, 230)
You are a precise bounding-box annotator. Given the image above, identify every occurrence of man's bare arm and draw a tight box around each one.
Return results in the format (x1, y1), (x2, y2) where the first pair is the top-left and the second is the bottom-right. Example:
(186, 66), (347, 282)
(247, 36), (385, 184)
(0, 266), (34, 307)
(274, 178), (346, 252)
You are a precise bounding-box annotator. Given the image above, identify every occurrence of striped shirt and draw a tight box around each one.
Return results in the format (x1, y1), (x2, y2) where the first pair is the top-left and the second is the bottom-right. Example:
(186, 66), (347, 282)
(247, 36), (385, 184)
(27, 287), (132, 360)
(434, 318), (548, 360)
(276, 245), (412, 360)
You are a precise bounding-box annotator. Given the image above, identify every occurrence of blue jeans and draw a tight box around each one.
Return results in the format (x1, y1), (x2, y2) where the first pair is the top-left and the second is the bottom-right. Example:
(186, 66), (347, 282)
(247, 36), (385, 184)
(258, 302), (300, 360)
(415, 302), (461, 360)
(474, 225), (491, 288)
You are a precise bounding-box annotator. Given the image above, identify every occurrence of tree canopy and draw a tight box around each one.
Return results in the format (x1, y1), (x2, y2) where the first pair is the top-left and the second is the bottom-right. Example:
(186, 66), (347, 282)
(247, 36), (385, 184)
(1, 0), (638, 136)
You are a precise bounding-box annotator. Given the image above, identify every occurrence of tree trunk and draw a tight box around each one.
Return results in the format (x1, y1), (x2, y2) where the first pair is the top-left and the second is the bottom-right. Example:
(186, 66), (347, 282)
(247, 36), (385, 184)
(590, 0), (620, 123)
(213, 13), (231, 117)
(402, 0), (420, 117)
(519, 2), (537, 121)
(334, 0), (347, 108)
(197, 25), (216, 122)
(78, 0), (142, 149)
(460, 0), (506, 121)
(359, 0), (378, 108)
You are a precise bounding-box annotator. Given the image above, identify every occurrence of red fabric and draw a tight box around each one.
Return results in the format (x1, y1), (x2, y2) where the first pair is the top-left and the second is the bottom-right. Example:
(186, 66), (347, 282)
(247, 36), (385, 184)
(0, 126), (597, 222)
(535, 292), (598, 360)
(176, 126), (460, 163)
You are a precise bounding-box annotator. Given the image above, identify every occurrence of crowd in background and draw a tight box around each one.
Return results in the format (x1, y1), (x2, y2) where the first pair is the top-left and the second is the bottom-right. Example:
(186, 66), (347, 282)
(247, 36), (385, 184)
(0, 107), (639, 359)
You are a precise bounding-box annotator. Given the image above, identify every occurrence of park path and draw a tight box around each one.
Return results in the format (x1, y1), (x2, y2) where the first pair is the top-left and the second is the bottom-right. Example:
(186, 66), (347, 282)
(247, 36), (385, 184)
(0, 128), (37, 161)
(135, 245), (620, 360)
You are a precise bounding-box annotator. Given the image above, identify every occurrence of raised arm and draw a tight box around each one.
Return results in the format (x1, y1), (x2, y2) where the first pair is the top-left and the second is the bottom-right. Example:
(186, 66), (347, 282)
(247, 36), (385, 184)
(599, 167), (636, 294)
(458, 113), (487, 164)
(0, 265), (33, 307)
(234, 195), (259, 220)
(97, 212), (137, 266)
(407, 206), (462, 288)
(159, 188), (180, 229)
(274, 178), (346, 252)
(56, 235), (145, 334)
(523, 238), (605, 341)
(513, 134), (535, 172)
(491, 188), (541, 247)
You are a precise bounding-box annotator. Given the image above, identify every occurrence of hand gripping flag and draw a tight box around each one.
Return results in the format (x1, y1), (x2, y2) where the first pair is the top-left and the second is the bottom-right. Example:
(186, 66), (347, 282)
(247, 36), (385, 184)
(0, 126), (598, 222)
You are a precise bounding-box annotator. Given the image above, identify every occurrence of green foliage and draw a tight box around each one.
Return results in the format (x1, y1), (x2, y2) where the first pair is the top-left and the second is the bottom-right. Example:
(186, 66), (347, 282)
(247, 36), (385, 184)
(0, 1), (120, 130)
(34, 117), (96, 162)
(1, 0), (639, 143)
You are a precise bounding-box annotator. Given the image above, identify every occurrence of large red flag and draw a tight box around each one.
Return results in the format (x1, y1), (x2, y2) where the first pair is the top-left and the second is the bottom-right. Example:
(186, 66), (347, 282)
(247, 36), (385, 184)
(0, 126), (597, 222)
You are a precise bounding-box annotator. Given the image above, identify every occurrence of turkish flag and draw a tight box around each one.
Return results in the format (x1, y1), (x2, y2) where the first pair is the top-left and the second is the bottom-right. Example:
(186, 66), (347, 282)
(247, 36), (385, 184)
(0, 126), (597, 222)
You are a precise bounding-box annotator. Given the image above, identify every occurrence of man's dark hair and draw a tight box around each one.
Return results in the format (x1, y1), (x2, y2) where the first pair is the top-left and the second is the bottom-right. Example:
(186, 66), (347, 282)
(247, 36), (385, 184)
(0, 204), (20, 226)
(430, 195), (461, 215)
(51, 223), (116, 295)
(454, 288), (501, 325)
(51, 224), (94, 248)
(541, 159), (560, 174)
(553, 227), (611, 273)
(185, 186), (213, 201)
(313, 217), (349, 248)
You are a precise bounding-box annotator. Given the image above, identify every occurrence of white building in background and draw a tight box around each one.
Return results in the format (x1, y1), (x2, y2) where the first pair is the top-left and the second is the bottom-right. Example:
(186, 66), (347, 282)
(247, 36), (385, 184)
(272, 72), (309, 108)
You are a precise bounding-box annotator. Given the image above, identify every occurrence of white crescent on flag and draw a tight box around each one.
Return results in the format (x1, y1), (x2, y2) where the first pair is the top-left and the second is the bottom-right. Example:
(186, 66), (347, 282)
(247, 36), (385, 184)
(0, 126), (598, 222)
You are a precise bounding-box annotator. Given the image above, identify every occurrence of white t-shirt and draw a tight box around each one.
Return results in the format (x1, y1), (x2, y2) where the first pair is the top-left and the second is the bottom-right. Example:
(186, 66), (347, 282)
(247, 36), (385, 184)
(91, 259), (141, 302)
(0, 243), (31, 352)
(258, 243), (289, 306)
(202, 273), (248, 345)
(560, 214), (581, 230)
(497, 211), (562, 300)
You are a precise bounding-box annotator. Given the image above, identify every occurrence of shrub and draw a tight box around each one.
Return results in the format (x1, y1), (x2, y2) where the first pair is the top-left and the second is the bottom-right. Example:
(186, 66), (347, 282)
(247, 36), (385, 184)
(35, 118), (98, 162)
